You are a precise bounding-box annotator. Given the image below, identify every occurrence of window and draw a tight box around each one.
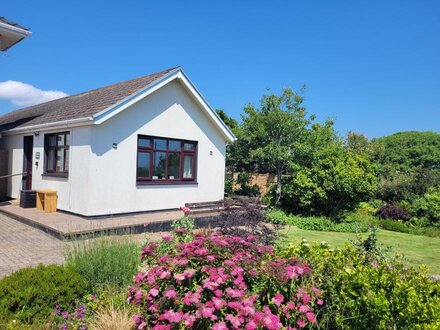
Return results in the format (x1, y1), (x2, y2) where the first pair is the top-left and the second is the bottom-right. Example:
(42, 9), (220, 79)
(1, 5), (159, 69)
(45, 132), (70, 176)
(137, 135), (197, 183)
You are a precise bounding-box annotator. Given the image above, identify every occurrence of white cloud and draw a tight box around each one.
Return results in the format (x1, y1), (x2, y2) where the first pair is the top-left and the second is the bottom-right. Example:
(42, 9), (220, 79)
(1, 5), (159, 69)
(0, 80), (68, 107)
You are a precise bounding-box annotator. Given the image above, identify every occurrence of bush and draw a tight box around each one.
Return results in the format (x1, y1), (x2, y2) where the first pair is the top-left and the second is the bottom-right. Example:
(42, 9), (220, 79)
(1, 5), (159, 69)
(65, 237), (140, 291)
(278, 239), (440, 329)
(412, 187), (440, 227)
(376, 204), (411, 221)
(281, 151), (377, 218)
(265, 210), (370, 233)
(224, 178), (234, 196)
(128, 231), (323, 329)
(0, 264), (88, 323)
(378, 219), (440, 238)
(219, 200), (281, 245)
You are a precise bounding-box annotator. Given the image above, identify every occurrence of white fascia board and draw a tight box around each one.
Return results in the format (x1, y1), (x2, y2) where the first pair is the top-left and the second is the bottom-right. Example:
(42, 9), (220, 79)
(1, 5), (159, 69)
(2, 117), (93, 136)
(0, 21), (32, 37)
(92, 68), (236, 143)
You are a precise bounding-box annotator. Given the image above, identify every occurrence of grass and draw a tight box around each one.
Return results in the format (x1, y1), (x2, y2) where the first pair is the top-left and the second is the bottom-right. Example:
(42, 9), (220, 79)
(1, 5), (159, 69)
(280, 226), (440, 275)
(65, 236), (141, 291)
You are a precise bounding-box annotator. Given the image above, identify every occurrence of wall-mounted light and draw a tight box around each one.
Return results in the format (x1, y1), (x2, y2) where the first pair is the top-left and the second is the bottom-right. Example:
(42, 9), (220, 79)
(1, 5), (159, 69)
(112, 143), (118, 149)
(34, 131), (40, 136)
(209, 151), (213, 156)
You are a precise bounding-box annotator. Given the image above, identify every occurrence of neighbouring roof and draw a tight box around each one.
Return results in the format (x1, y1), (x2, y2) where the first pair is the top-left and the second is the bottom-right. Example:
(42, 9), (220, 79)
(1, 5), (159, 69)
(0, 67), (178, 132)
(0, 17), (30, 31)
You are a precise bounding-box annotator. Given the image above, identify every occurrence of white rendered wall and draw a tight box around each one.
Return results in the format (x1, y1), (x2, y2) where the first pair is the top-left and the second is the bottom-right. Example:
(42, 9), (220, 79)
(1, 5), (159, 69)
(0, 126), (92, 215)
(85, 79), (227, 216)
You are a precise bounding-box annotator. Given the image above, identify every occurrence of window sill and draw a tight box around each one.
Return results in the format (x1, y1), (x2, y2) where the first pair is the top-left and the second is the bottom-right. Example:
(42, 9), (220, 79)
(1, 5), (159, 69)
(42, 173), (69, 179)
(137, 181), (198, 186)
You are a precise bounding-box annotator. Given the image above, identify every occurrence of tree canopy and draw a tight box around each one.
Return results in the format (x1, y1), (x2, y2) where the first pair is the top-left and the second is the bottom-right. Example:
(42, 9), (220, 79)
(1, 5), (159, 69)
(371, 131), (440, 175)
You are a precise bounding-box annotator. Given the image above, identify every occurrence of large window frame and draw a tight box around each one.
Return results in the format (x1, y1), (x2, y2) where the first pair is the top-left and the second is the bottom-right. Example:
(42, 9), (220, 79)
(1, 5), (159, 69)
(137, 135), (197, 184)
(44, 132), (70, 177)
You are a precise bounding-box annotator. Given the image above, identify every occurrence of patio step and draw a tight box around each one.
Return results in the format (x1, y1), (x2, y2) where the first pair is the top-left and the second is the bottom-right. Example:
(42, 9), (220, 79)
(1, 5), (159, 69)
(185, 201), (223, 210)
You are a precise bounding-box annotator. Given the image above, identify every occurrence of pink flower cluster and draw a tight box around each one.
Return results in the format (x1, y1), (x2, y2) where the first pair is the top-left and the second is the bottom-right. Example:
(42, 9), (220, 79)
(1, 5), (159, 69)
(179, 206), (191, 215)
(128, 231), (322, 329)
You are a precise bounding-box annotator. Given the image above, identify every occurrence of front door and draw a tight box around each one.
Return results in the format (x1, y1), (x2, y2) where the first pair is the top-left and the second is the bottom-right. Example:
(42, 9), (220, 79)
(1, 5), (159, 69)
(22, 136), (33, 190)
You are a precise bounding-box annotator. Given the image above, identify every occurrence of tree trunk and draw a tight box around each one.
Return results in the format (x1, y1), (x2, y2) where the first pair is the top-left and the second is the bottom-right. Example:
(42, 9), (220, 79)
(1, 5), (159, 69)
(275, 170), (282, 206)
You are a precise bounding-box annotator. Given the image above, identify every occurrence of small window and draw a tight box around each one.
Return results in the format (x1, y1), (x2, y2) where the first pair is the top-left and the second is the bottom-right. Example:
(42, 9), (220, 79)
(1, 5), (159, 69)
(137, 135), (197, 184)
(45, 132), (70, 176)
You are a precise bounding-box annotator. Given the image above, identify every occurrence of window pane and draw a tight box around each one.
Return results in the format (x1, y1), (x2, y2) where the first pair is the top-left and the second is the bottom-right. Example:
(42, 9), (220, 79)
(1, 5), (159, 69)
(183, 155), (194, 179)
(138, 137), (151, 148)
(48, 135), (57, 147)
(137, 152), (150, 178)
(48, 149), (55, 171)
(64, 149), (70, 171)
(153, 151), (166, 179)
(65, 133), (71, 146)
(57, 134), (65, 146)
(168, 153), (180, 179)
(168, 140), (181, 151)
(183, 143), (195, 151)
(56, 149), (65, 172)
(154, 139), (167, 150)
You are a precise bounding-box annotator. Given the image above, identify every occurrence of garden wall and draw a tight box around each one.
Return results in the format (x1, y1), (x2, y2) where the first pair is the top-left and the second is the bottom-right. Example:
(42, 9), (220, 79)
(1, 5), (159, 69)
(226, 173), (277, 195)
(0, 150), (8, 201)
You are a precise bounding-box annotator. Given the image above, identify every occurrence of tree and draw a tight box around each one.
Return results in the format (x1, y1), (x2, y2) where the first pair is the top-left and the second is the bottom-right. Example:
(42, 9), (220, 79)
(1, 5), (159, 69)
(281, 142), (377, 218)
(239, 88), (312, 205)
(371, 131), (440, 176)
(345, 131), (370, 155)
(216, 109), (238, 132)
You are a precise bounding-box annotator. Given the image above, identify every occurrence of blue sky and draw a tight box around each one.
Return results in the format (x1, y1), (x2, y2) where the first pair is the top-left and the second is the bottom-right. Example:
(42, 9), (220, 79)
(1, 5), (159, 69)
(1, 1), (439, 138)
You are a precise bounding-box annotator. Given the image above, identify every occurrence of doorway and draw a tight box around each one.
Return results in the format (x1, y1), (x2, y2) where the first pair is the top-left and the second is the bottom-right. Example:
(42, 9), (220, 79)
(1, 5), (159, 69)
(22, 136), (33, 190)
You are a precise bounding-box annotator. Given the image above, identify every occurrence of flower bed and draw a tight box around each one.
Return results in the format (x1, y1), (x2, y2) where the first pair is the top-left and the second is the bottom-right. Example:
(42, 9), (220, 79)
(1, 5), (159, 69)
(128, 231), (322, 329)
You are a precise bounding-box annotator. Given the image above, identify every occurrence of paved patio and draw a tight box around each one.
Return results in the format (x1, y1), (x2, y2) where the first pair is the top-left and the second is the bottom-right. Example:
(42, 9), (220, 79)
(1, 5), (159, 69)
(0, 201), (220, 239)
(0, 213), (65, 277)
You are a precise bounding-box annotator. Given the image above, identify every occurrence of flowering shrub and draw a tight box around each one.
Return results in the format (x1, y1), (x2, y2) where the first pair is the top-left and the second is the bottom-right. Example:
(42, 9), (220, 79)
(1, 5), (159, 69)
(128, 231), (322, 329)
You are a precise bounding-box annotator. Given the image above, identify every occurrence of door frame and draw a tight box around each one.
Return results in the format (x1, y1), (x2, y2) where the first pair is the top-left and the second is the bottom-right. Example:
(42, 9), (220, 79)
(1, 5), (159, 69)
(22, 135), (33, 190)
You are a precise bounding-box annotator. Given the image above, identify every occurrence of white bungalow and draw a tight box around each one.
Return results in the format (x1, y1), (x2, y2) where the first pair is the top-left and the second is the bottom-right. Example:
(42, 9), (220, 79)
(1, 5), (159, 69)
(0, 67), (235, 216)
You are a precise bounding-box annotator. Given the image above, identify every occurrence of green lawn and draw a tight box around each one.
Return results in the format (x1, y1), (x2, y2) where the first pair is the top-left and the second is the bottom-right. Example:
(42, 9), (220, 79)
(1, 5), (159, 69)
(280, 226), (440, 275)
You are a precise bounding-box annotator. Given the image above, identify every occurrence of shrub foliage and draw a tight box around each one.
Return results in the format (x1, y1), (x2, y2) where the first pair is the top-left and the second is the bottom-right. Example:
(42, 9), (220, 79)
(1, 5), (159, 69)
(0, 264), (88, 323)
(278, 239), (440, 329)
(376, 204), (411, 221)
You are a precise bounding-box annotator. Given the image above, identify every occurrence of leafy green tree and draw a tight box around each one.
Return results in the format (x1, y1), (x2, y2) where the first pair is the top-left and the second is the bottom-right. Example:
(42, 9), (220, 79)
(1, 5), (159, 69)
(345, 131), (370, 155)
(215, 109), (244, 173)
(371, 131), (440, 176)
(238, 88), (312, 205)
(279, 123), (377, 218)
(216, 109), (238, 131)
(282, 147), (377, 218)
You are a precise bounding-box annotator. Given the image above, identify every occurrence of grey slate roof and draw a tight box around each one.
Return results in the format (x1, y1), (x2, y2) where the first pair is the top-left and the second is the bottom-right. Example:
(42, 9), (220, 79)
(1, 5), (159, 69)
(0, 67), (178, 132)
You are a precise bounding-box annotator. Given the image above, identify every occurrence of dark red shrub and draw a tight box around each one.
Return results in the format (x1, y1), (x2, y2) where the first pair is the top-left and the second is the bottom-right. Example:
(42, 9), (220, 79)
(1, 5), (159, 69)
(375, 204), (411, 221)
